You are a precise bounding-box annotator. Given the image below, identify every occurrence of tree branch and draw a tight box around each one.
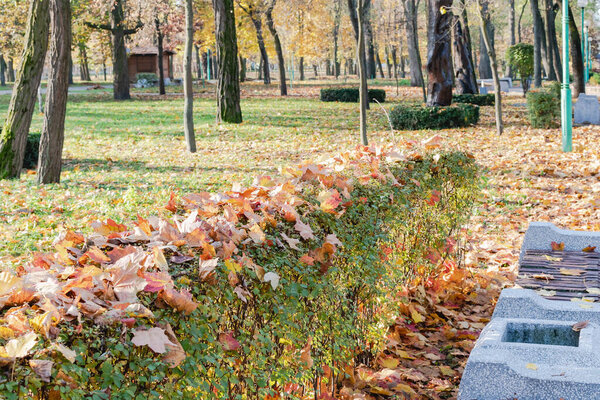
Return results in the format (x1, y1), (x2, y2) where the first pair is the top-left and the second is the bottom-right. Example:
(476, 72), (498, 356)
(84, 21), (112, 31)
(124, 21), (144, 35)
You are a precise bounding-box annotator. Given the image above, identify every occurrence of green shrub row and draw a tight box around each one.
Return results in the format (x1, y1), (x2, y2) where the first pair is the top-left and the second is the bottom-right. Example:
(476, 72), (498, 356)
(136, 73), (159, 83)
(390, 104), (480, 130)
(452, 93), (495, 106)
(527, 81), (561, 129)
(0, 148), (479, 400)
(320, 87), (386, 103)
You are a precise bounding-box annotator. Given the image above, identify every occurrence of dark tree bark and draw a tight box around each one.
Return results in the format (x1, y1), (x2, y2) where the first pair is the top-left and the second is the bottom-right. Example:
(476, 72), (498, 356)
(213, 0), (242, 123)
(478, 26), (493, 79)
(299, 57), (305, 80)
(333, 0), (342, 77)
(348, 0), (371, 109)
(0, 0), (49, 179)
(530, 0), (555, 80)
(402, 0), (425, 92)
(347, 0), (369, 80)
(518, 0), (529, 43)
(545, 0), (562, 82)
(240, 4), (270, 85)
(7, 59), (15, 82)
(364, 4), (376, 79)
(453, 4), (478, 94)
(0, 55), (5, 86)
(385, 46), (392, 78)
(68, 53), (73, 84)
(477, 0), (502, 135)
(357, 0), (368, 145)
(558, 3), (584, 97)
(184, 0), (196, 152)
(426, 0), (453, 107)
(85, 0), (142, 100)
(375, 48), (385, 78)
(156, 17), (166, 95)
(506, 0), (516, 77)
(530, 0), (544, 87)
(38, 0), (71, 184)
(313, 64), (318, 77)
(78, 43), (91, 81)
(195, 45), (203, 80)
(391, 46), (398, 78)
(266, 0), (287, 95)
(239, 55), (247, 82)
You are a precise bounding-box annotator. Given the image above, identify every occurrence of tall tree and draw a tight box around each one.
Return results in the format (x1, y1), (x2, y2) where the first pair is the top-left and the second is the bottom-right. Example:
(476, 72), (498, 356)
(183, 0), (197, 153)
(357, 0), (368, 145)
(401, 0), (425, 97)
(478, 24), (493, 79)
(0, 55), (5, 86)
(426, 0), (453, 107)
(364, 3), (376, 79)
(238, 1), (270, 85)
(213, 0), (243, 123)
(477, 0), (503, 135)
(265, 0), (286, 95)
(86, 0), (142, 100)
(332, 0), (342, 77)
(348, 0), (370, 109)
(0, 0), (49, 179)
(38, 0), (71, 184)
(530, 0), (545, 86)
(506, 0), (516, 77)
(544, 0), (562, 82)
(561, 3), (585, 97)
(453, 0), (477, 94)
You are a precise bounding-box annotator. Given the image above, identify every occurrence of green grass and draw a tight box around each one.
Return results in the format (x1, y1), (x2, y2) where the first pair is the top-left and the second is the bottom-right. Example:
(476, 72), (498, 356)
(0, 86), (398, 265)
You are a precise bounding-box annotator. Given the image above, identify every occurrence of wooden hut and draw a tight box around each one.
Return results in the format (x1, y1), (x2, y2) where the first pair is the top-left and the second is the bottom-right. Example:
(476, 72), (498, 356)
(127, 47), (175, 82)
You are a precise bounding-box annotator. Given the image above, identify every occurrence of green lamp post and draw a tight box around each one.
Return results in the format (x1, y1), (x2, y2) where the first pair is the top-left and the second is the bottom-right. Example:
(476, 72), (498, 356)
(585, 21), (590, 83)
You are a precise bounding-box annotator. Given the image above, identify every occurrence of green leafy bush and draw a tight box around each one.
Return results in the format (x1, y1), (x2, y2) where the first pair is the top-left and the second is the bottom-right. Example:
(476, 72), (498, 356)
(390, 104), (480, 130)
(590, 73), (600, 86)
(527, 84), (560, 128)
(452, 93), (495, 106)
(0, 147), (479, 400)
(136, 73), (159, 83)
(320, 87), (386, 103)
(507, 43), (534, 95)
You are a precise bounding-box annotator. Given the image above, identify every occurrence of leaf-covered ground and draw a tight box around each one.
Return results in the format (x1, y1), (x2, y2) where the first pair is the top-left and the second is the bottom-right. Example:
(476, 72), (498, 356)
(0, 80), (597, 398)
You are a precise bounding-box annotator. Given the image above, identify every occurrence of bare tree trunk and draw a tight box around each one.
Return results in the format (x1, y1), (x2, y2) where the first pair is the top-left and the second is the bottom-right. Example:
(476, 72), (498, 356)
(364, 4), (376, 79)
(560, 3), (584, 97)
(530, 0), (544, 87)
(478, 26), (493, 79)
(266, 0), (287, 95)
(38, 0), (71, 184)
(0, 0), (49, 179)
(333, 0), (342, 78)
(426, 0), (453, 107)
(357, 0), (368, 145)
(402, 0), (425, 95)
(545, 0), (562, 82)
(313, 64), (318, 77)
(477, 0), (503, 135)
(0, 55), (5, 86)
(375, 48), (385, 78)
(348, 0), (371, 109)
(299, 57), (305, 81)
(385, 46), (392, 78)
(518, 0), (529, 43)
(239, 55), (247, 82)
(213, 0), (243, 123)
(242, 6), (270, 85)
(183, 0), (196, 152)
(156, 17), (166, 95)
(453, 0), (478, 94)
(195, 45), (203, 80)
(7, 59), (15, 82)
(506, 0), (516, 77)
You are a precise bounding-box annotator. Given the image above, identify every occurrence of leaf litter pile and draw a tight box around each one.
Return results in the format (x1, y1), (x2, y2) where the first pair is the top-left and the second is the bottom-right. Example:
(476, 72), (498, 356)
(1, 86), (599, 398)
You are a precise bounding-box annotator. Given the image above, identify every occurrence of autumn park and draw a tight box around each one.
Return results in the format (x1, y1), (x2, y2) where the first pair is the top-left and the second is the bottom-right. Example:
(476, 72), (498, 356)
(2, 0), (600, 398)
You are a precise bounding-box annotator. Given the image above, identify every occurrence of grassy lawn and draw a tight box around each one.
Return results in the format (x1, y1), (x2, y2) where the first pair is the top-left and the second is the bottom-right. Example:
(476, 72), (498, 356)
(0, 83), (403, 265)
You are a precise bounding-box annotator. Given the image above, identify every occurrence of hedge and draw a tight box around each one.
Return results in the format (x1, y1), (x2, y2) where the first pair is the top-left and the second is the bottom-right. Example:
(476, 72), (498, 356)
(390, 104), (480, 130)
(320, 87), (386, 103)
(527, 82), (560, 129)
(452, 93), (495, 106)
(0, 145), (479, 399)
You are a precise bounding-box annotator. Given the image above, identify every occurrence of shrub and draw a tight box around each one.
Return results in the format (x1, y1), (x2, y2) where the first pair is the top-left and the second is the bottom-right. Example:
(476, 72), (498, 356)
(390, 104), (480, 130)
(136, 73), (158, 83)
(527, 84), (560, 128)
(507, 43), (534, 95)
(453, 93), (495, 106)
(0, 146), (479, 399)
(320, 87), (386, 103)
(590, 73), (600, 86)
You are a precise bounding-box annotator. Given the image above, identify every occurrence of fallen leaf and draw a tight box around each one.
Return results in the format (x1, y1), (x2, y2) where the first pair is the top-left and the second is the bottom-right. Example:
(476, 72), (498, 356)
(219, 332), (241, 352)
(560, 268), (585, 276)
(551, 242), (565, 251)
(526, 363), (538, 371)
(263, 271), (280, 290)
(29, 359), (53, 382)
(583, 246), (597, 253)
(131, 327), (174, 354)
(572, 321), (589, 332)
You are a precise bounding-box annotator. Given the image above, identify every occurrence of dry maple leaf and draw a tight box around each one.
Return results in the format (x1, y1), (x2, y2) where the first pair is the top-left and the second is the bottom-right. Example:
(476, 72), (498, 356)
(559, 268), (585, 276)
(294, 219), (315, 241)
(583, 246), (597, 253)
(29, 359), (53, 382)
(219, 332), (241, 352)
(551, 242), (565, 251)
(131, 327), (174, 354)
(281, 232), (301, 251)
(159, 288), (198, 315)
(160, 323), (186, 368)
